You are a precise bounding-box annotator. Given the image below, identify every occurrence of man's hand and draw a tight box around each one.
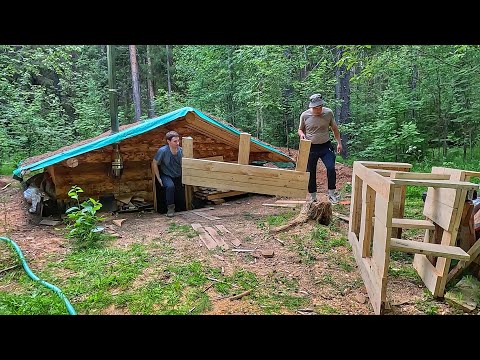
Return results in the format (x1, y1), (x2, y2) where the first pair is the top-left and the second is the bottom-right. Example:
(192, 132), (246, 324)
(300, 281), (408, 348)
(336, 142), (343, 154)
(300, 134), (306, 140)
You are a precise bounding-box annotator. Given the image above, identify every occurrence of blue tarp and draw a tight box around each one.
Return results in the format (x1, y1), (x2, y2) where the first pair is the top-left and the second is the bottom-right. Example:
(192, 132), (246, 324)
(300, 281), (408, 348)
(13, 107), (294, 177)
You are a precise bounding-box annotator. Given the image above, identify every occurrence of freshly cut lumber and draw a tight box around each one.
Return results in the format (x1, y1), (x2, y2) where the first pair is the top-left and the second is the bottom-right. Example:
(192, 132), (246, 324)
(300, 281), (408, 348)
(390, 238), (469, 260)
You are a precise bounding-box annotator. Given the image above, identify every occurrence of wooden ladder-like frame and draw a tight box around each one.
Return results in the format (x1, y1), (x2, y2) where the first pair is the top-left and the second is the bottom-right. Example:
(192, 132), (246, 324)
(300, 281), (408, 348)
(348, 161), (478, 314)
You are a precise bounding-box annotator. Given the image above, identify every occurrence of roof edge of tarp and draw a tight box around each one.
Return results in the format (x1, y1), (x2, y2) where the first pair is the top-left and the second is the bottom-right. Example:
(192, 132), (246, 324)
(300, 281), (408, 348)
(13, 107), (294, 177)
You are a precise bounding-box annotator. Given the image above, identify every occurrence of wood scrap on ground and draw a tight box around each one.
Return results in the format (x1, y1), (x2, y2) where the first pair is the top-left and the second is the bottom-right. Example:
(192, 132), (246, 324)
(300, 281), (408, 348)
(204, 226), (230, 250)
(39, 219), (61, 226)
(333, 211), (350, 222)
(191, 223), (217, 250)
(269, 200), (332, 233)
(215, 224), (242, 247)
(228, 289), (252, 301)
(263, 203), (299, 208)
(112, 218), (127, 227)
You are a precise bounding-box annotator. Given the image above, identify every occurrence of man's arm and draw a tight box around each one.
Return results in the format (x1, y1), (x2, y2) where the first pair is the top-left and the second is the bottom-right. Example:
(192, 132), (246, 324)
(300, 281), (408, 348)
(298, 114), (306, 139)
(151, 160), (163, 186)
(330, 121), (343, 154)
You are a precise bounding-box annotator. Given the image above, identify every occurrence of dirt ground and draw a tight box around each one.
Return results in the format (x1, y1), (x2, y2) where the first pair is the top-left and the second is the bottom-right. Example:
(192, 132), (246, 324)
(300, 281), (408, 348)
(0, 162), (469, 315)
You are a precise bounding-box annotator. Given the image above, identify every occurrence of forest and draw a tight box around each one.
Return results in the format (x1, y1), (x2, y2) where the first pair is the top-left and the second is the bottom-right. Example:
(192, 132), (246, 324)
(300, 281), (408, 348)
(1, 45), (479, 172)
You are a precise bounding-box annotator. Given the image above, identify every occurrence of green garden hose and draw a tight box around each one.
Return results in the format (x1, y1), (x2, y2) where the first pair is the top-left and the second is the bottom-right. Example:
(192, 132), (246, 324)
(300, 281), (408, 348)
(0, 236), (76, 315)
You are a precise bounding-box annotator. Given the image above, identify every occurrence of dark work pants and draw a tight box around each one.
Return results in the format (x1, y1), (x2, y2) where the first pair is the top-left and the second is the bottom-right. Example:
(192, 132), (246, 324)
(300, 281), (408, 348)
(307, 142), (336, 193)
(160, 174), (185, 207)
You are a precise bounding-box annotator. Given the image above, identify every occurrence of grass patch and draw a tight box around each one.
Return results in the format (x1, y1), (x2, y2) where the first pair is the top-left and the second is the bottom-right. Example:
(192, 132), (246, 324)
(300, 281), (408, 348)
(415, 289), (439, 315)
(0, 244), (151, 314)
(256, 211), (296, 230)
(312, 226), (348, 253)
(253, 272), (307, 314)
(167, 222), (198, 238)
(388, 262), (421, 284)
(315, 304), (340, 314)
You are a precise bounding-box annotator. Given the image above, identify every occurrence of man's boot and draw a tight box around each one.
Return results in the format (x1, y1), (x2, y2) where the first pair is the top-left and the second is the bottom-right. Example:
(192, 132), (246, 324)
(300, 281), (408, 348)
(166, 204), (175, 217)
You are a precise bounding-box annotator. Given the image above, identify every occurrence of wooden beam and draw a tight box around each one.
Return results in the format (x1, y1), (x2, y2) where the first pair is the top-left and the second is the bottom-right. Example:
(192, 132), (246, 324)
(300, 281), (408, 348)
(295, 139), (311, 172)
(183, 158), (308, 180)
(183, 168), (308, 190)
(358, 183), (375, 258)
(390, 238), (470, 261)
(238, 133), (251, 165)
(349, 231), (384, 315)
(353, 162), (393, 200)
(357, 161), (412, 171)
(447, 238), (480, 282)
(391, 179), (478, 190)
(391, 218), (435, 230)
(182, 136), (193, 210)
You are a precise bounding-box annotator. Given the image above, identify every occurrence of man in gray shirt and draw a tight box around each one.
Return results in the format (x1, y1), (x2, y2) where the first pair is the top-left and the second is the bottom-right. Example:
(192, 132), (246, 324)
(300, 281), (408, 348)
(298, 94), (342, 203)
(152, 131), (184, 217)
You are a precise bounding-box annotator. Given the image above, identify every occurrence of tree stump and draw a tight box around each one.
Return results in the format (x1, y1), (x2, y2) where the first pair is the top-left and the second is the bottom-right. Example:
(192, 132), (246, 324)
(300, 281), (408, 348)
(269, 200), (332, 233)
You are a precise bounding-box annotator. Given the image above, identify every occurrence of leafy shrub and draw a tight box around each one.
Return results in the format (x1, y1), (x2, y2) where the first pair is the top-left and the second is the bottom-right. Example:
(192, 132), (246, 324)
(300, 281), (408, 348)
(65, 185), (107, 249)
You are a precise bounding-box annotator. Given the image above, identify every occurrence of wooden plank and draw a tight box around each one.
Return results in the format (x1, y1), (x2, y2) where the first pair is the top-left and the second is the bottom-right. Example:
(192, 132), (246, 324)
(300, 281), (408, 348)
(183, 175), (307, 199)
(435, 188), (468, 296)
(263, 203), (299, 208)
(358, 161), (412, 171)
(393, 172), (451, 180)
(423, 201), (457, 232)
(238, 133), (251, 165)
(215, 224), (242, 247)
(183, 158), (308, 180)
(413, 254), (442, 294)
(204, 226), (230, 250)
(371, 190), (394, 281)
(191, 223), (218, 250)
(348, 232), (383, 315)
(193, 211), (221, 221)
(182, 136), (194, 210)
(183, 167), (308, 190)
(358, 183), (375, 258)
(200, 155), (224, 161)
(447, 238), (480, 282)
(39, 219), (61, 226)
(206, 191), (245, 200)
(353, 162), (392, 199)
(349, 174), (363, 236)
(391, 238), (469, 260)
(275, 200), (306, 204)
(295, 139), (311, 172)
(391, 218), (435, 230)
(391, 179), (478, 190)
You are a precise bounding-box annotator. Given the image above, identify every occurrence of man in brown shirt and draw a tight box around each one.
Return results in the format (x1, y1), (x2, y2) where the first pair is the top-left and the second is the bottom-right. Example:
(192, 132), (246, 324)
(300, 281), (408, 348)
(298, 94), (342, 203)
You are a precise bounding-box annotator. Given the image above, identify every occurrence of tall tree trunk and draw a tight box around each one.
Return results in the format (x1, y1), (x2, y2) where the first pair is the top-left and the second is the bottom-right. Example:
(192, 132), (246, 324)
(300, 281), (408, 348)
(227, 45), (235, 125)
(129, 45), (141, 122)
(436, 70), (447, 157)
(334, 47), (351, 158)
(166, 45), (172, 104)
(146, 45), (156, 118)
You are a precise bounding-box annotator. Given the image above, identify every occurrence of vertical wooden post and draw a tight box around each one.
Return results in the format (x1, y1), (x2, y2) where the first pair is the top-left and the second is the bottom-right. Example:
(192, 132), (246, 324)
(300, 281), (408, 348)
(238, 133), (251, 165)
(359, 183), (375, 258)
(295, 139), (311, 172)
(151, 160), (158, 212)
(182, 136), (193, 210)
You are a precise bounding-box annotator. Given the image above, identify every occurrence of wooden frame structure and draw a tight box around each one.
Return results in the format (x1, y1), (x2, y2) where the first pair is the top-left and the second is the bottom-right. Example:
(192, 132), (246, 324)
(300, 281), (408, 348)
(181, 135), (311, 208)
(348, 161), (478, 314)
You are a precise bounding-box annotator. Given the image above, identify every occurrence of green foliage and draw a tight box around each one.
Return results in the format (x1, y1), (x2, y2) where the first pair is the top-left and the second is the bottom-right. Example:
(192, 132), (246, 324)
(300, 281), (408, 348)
(64, 185), (107, 250)
(257, 211), (296, 229)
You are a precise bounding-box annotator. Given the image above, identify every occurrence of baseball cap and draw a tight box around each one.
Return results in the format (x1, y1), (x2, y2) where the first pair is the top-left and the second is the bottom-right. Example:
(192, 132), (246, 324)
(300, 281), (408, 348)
(309, 93), (324, 108)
